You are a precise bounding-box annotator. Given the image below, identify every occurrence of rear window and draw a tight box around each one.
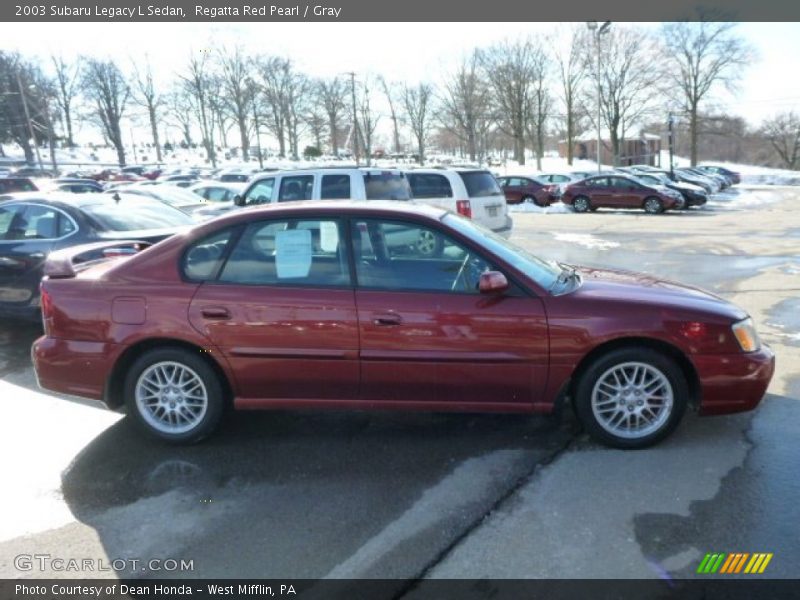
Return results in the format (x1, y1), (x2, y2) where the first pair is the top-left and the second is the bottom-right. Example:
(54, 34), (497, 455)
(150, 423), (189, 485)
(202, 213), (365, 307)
(458, 171), (503, 198)
(407, 173), (453, 199)
(363, 172), (411, 200)
(0, 179), (37, 194)
(81, 197), (194, 231)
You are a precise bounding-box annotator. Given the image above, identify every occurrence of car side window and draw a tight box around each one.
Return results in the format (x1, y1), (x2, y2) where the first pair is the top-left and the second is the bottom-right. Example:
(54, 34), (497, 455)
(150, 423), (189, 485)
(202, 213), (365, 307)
(219, 218), (350, 287)
(9, 205), (63, 240)
(278, 175), (314, 202)
(350, 219), (493, 294)
(205, 187), (231, 202)
(0, 204), (23, 240)
(244, 178), (275, 205)
(591, 178), (610, 187)
(321, 174), (351, 199)
(407, 173), (453, 199)
(183, 229), (234, 281)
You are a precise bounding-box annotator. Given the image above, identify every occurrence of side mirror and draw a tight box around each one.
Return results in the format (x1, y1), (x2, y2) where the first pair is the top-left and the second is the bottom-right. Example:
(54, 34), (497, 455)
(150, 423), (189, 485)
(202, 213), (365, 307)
(233, 194), (245, 206)
(479, 271), (509, 294)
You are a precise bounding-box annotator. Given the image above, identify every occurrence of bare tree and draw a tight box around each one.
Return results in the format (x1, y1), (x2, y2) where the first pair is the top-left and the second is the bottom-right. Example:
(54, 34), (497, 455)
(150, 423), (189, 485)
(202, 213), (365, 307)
(284, 68), (309, 160)
(82, 58), (130, 166)
(179, 52), (217, 166)
(553, 27), (587, 165)
(662, 19), (753, 165)
(218, 45), (254, 160)
(480, 38), (544, 165)
(438, 51), (492, 162)
(130, 56), (163, 162)
(164, 88), (194, 147)
(523, 41), (551, 171)
(378, 76), (401, 153)
(586, 27), (663, 166)
(761, 111), (800, 169)
(358, 79), (379, 166)
(259, 56), (290, 157)
(317, 77), (347, 156)
(51, 55), (80, 147)
(305, 105), (327, 152)
(402, 82), (434, 164)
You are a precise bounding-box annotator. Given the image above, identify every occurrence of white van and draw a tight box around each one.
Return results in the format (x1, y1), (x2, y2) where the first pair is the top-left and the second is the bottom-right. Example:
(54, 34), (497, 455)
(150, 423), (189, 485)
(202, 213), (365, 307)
(404, 168), (512, 238)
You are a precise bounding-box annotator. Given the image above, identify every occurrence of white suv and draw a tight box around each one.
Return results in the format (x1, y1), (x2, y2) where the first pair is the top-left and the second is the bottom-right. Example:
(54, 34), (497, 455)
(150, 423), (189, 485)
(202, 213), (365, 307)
(194, 167), (411, 219)
(404, 168), (512, 238)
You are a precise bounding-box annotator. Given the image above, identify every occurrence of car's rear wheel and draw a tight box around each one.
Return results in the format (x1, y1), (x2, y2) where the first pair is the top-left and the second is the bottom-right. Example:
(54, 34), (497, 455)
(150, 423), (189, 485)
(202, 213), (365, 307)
(573, 347), (688, 449)
(415, 229), (444, 257)
(573, 196), (591, 213)
(522, 194), (544, 207)
(643, 196), (664, 214)
(124, 348), (225, 443)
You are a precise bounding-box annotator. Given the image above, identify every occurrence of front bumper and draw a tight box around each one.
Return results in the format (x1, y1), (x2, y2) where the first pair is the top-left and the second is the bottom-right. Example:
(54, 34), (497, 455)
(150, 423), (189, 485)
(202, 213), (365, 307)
(694, 344), (775, 415)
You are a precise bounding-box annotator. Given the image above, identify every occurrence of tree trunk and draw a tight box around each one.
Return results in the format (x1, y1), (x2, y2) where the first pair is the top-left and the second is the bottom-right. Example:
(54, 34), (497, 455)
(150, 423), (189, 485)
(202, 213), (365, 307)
(64, 106), (75, 147)
(238, 115), (249, 161)
(690, 104), (698, 166)
(328, 115), (338, 156)
(467, 130), (476, 162)
(566, 111), (574, 165)
(148, 106), (162, 162)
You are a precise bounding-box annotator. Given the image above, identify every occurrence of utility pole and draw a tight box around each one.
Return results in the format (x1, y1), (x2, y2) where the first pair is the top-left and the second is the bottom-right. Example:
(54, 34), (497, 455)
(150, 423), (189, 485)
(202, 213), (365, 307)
(252, 98), (264, 170)
(668, 113), (675, 179)
(587, 21), (611, 174)
(346, 71), (360, 165)
(16, 70), (43, 171)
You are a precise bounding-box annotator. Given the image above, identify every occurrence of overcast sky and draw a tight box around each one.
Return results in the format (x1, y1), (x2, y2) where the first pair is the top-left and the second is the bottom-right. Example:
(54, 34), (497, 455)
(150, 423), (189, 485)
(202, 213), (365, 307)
(2, 21), (799, 145)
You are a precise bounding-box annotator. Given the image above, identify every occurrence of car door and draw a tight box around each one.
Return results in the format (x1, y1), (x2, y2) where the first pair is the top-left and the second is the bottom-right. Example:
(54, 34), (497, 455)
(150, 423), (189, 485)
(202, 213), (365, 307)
(0, 203), (77, 306)
(350, 217), (549, 407)
(588, 177), (614, 207)
(187, 218), (359, 402)
(614, 177), (645, 208)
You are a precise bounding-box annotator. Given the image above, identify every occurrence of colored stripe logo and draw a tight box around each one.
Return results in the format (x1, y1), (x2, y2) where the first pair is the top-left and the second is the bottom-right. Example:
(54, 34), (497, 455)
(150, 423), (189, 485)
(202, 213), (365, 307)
(697, 552), (773, 574)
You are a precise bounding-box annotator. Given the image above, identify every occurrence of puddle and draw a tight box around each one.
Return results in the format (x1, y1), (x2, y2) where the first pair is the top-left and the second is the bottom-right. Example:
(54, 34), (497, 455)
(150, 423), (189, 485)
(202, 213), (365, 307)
(766, 298), (800, 347)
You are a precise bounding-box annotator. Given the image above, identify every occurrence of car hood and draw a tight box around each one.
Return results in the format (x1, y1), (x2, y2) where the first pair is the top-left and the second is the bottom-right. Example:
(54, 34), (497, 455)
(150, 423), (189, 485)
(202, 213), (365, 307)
(571, 265), (747, 322)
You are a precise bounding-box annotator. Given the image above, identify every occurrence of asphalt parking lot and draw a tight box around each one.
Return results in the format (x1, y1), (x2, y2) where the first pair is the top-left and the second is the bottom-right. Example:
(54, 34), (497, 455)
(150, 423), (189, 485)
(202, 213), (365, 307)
(0, 186), (798, 583)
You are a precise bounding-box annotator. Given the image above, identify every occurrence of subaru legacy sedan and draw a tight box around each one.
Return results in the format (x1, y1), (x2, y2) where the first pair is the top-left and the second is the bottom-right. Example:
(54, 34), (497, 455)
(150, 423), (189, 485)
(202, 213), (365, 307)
(32, 202), (774, 448)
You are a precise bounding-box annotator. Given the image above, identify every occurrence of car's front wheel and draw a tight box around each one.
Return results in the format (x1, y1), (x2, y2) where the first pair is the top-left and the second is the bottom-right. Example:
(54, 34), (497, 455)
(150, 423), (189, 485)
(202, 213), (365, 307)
(124, 347), (225, 443)
(643, 196), (664, 214)
(573, 347), (688, 449)
(572, 196), (591, 213)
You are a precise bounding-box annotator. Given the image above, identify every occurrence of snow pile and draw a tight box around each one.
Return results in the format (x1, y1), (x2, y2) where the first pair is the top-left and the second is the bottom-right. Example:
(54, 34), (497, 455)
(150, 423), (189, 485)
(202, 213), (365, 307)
(508, 202), (572, 214)
(710, 187), (783, 210)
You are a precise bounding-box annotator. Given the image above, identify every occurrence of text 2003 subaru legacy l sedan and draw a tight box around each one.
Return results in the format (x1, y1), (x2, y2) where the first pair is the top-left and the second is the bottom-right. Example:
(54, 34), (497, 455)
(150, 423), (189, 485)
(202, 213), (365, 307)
(32, 202), (774, 449)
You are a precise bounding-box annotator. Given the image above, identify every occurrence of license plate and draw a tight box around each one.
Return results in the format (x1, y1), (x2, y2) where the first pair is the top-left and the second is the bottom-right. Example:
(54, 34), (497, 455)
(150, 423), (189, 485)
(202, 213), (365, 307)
(487, 206), (498, 217)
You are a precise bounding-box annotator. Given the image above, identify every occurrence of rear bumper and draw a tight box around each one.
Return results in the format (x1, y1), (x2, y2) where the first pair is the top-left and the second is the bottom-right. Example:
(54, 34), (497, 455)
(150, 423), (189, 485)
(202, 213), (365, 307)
(492, 217), (513, 239)
(32, 335), (118, 402)
(694, 345), (775, 415)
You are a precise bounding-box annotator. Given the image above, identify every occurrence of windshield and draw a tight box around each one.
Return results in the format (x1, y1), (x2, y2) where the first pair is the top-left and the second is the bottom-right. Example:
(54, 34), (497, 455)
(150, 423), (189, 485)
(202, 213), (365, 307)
(443, 213), (563, 291)
(363, 172), (412, 200)
(82, 196), (194, 231)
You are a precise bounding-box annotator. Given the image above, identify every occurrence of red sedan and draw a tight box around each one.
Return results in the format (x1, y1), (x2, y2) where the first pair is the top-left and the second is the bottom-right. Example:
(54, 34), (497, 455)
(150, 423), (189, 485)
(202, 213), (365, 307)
(32, 202), (774, 448)
(496, 176), (559, 206)
(562, 174), (684, 214)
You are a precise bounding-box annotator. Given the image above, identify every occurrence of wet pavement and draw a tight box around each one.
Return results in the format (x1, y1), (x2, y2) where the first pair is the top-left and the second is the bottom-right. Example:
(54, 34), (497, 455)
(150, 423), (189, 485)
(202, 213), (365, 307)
(0, 185), (798, 583)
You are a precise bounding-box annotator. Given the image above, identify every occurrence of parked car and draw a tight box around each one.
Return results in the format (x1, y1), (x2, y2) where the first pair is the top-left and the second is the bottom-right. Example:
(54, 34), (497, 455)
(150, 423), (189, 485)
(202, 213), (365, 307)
(496, 176), (559, 206)
(537, 173), (583, 194)
(189, 181), (245, 203)
(13, 166), (57, 178)
(0, 177), (38, 194)
(159, 174), (201, 187)
(32, 201), (774, 448)
(684, 167), (729, 190)
(632, 166), (716, 195)
(627, 172), (707, 208)
(105, 185), (207, 213)
(674, 168), (720, 193)
(0, 192), (192, 320)
(405, 168), (512, 237)
(44, 178), (104, 194)
(562, 174), (684, 213)
(697, 165), (741, 185)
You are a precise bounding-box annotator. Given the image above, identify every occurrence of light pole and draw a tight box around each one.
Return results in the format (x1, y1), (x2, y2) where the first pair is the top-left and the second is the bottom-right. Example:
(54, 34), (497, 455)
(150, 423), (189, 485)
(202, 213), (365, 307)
(586, 21), (611, 174)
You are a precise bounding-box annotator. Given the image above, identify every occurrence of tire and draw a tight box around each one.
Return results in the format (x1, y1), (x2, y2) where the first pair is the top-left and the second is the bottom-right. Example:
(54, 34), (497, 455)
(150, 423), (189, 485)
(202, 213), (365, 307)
(643, 196), (664, 214)
(414, 229), (444, 257)
(573, 196), (591, 213)
(124, 347), (225, 444)
(573, 347), (688, 449)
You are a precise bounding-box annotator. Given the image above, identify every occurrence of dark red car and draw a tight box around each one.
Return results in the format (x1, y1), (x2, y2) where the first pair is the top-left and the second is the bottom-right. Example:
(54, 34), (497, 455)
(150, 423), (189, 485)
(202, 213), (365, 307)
(561, 174), (684, 214)
(32, 202), (774, 449)
(496, 176), (558, 206)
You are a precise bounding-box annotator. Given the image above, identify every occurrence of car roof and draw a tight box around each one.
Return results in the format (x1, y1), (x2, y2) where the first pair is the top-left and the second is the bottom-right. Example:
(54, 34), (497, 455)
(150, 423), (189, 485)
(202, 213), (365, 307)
(198, 200), (447, 230)
(0, 190), (167, 209)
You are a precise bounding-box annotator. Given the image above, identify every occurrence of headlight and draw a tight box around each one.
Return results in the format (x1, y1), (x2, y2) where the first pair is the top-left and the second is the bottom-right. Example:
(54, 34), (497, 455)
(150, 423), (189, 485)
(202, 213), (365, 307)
(732, 317), (761, 352)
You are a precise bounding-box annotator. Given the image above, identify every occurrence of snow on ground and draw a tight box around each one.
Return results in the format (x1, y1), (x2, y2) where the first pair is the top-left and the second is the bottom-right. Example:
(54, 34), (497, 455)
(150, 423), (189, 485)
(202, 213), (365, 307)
(508, 202), (572, 214)
(709, 187), (784, 211)
(551, 232), (621, 250)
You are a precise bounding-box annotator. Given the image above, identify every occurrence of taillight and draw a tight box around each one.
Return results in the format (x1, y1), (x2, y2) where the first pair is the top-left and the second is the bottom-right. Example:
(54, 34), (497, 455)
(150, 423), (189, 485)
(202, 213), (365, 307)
(456, 200), (472, 218)
(40, 283), (53, 334)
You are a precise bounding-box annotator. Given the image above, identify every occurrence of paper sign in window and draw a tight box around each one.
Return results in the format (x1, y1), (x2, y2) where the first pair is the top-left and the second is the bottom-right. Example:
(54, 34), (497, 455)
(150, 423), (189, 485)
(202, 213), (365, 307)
(275, 229), (312, 278)
(319, 221), (339, 253)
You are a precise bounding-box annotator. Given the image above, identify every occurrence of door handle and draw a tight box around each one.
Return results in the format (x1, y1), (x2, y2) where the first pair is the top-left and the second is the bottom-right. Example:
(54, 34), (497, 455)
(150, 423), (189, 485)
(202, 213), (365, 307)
(373, 313), (402, 326)
(30, 252), (45, 260)
(201, 306), (231, 320)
